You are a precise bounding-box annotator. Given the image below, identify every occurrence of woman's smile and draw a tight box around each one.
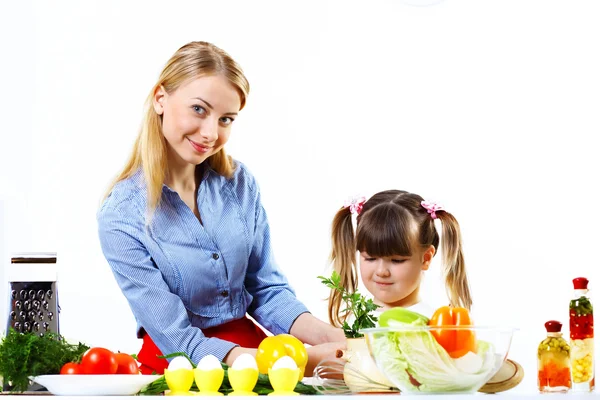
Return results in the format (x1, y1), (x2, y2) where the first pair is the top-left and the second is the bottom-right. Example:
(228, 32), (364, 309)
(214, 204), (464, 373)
(187, 137), (212, 153)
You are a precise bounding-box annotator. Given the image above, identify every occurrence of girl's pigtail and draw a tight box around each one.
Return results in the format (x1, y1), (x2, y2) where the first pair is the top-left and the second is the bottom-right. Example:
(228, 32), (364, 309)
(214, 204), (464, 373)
(437, 211), (473, 310)
(328, 206), (357, 327)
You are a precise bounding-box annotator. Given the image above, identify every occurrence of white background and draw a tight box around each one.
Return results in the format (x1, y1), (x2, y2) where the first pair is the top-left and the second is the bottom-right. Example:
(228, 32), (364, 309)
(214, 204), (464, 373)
(1, 0), (599, 393)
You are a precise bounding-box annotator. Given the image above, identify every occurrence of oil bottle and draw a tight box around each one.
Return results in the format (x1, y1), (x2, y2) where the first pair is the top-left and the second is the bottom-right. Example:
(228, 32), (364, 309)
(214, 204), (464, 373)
(569, 277), (595, 391)
(538, 320), (571, 393)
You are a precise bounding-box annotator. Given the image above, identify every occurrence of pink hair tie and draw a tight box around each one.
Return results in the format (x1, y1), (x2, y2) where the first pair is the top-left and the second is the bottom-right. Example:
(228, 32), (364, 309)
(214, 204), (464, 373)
(344, 196), (366, 215)
(421, 200), (444, 219)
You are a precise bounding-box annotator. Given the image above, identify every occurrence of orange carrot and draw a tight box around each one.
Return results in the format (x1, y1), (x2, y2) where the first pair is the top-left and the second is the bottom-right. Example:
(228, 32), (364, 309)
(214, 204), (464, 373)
(538, 361), (571, 388)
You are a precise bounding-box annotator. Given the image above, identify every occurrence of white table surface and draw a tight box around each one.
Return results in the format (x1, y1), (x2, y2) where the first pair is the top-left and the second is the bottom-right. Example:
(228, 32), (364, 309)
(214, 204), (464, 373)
(1, 393), (599, 399)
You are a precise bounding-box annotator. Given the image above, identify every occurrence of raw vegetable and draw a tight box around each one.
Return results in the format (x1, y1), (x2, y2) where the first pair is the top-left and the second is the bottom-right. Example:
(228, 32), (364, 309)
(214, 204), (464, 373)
(428, 306), (477, 358)
(59, 362), (82, 375)
(114, 352), (140, 374)
(379, 307), (429, 327)
(138, 352), (317, 396)
(319, 271), (381, 338)
(256, 334), (307, 379)
(80, 347), (118, 374)
(0, 329), (89, 392)
(369, 312), (496, 392)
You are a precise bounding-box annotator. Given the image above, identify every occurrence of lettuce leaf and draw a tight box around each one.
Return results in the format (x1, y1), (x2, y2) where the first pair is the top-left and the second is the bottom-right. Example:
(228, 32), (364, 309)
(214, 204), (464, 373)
(370, 318), (498, 393)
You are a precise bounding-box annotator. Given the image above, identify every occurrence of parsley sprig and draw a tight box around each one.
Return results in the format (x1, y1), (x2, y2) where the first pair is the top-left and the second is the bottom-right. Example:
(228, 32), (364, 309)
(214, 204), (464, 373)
(319, 271), (381, 338)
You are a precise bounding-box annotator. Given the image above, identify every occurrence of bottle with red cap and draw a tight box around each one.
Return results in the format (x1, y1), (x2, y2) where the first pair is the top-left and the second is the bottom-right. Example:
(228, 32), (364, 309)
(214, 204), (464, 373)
(569, 277), (594, 391)
(538, 320), (572, 393)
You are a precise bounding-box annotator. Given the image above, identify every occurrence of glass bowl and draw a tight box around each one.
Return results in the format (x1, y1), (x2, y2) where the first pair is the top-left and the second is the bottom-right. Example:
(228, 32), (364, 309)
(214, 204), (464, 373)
(361, 326), (516, 394)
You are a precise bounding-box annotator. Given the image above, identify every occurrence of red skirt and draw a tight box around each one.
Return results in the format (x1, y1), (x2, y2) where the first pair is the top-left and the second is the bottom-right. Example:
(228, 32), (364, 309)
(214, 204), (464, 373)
(137, 316), (268, 374)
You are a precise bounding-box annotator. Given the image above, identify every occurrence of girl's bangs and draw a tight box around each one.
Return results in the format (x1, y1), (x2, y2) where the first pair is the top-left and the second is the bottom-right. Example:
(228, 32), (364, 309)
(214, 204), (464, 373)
(356, 205), (416, 257)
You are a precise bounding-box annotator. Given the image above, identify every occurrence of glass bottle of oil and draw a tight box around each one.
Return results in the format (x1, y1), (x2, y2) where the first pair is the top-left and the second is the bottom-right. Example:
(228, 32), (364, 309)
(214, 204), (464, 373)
(538, 320), (571, 393)
(570, 277), (595, 391)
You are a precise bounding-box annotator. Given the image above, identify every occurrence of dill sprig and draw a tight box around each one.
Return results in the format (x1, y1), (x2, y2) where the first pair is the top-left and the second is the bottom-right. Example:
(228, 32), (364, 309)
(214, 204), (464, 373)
(0, 329), (89, 392)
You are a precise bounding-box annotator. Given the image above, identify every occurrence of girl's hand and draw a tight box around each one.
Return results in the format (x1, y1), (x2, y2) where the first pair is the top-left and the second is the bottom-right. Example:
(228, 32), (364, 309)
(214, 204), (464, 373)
(305, 341), (347, 377)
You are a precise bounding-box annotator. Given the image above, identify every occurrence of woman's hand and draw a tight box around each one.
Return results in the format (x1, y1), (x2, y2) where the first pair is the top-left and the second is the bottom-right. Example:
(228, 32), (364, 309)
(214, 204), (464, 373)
(223, 346), (257, 367)
(326, 325), (346, 342)
(290, 312), (345, 345)
(223, 337), (346, 378)
(305, 341), (347, 377)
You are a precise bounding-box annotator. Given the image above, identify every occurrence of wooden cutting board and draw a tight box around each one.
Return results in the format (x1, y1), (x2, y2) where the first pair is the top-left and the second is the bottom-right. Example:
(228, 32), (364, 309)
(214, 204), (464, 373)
(478, 359), (524, 393)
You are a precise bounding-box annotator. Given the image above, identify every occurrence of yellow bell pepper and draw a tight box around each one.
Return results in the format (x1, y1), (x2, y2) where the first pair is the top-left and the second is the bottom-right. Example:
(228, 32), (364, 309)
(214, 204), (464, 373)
(255, 334), (308, 380)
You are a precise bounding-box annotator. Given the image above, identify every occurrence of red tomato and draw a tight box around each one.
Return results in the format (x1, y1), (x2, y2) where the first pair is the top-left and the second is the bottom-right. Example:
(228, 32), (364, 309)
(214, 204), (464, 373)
(80, 347), (118, 374)
(114, 352), (140, 374)
(60, 362), (82, 375)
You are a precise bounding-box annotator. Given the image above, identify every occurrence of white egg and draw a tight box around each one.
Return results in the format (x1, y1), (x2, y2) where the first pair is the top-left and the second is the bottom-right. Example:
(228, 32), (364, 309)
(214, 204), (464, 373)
(453, 351), (483, 374)
(271, 356), (297, 371)
(197, 354), (223, 371)
(167, 356), (193, 371)
(231, 353), (258, 370)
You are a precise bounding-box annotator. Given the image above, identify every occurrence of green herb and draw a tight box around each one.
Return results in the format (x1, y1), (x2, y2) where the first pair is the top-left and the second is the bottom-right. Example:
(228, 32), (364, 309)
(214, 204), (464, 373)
(138, 352), (317, 395)
(318, 271), (381, 338)
(570, 296), (594, 316)
(0, 329), (89, 392)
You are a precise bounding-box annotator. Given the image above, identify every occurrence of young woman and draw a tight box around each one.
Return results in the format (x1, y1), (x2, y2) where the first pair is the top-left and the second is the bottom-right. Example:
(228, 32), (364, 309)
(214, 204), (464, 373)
(97, 41), (344, 374)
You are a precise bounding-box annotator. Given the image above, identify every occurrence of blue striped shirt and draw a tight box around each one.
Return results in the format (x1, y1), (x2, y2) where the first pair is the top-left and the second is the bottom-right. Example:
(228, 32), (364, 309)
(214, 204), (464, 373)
(97, 161), (309, 362)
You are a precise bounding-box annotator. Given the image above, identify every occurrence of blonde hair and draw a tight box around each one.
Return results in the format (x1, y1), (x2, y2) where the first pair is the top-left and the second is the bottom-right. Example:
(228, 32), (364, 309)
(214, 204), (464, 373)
(327, 190), (472, 327)
(105, 41), (250, 216)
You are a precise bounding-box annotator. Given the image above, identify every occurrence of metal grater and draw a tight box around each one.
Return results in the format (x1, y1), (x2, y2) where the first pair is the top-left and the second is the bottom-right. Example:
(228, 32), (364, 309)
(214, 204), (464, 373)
(3, 252), (60, 392)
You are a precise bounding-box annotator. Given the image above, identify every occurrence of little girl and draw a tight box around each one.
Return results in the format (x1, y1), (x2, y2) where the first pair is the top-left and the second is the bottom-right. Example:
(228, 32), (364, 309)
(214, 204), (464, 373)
(325, 190), (523, 393)
(327, 189), (472, 325)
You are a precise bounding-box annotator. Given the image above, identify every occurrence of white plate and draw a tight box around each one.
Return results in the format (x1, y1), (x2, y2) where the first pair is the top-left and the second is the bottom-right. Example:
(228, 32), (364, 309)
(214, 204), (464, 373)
(30, 374), (163, 396)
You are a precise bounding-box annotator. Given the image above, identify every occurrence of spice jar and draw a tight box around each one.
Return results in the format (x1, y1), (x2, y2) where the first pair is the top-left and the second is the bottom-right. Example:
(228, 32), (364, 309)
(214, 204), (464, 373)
(538, 320), (571, 393)
(570, 277), (595, 391)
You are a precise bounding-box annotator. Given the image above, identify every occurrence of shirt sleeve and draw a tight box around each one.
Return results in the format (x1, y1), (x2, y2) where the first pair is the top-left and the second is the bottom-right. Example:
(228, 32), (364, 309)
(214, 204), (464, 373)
(97, 202), (237, 362)
(241, 168), (310, 334)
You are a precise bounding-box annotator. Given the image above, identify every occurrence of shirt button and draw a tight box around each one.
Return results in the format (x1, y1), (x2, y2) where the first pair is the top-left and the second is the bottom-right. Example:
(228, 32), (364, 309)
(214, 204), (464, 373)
(212, 253), (219, 260)
(220, 290), (229, 297)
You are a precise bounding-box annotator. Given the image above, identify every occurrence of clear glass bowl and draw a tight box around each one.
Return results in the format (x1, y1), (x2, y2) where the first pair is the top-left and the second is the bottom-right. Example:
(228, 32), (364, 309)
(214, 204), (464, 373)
(361, 326), (516, 394)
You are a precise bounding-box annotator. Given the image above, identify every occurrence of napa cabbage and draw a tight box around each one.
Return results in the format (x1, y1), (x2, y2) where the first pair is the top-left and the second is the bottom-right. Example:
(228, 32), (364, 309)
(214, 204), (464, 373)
(368, 309), (499, 393)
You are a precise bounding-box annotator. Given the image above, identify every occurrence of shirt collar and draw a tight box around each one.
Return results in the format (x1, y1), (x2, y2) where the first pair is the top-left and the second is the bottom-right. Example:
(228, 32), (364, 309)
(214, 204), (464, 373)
(161, 162), (214, 194)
